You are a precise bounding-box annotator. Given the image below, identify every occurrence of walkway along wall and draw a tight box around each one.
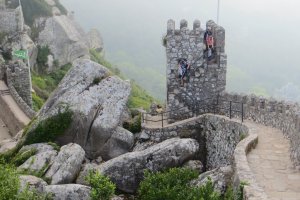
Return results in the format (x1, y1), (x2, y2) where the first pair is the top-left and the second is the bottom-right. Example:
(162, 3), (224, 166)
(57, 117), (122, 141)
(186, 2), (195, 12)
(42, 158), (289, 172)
(220, 92), (300, 168)
(165, 19), (227, 121)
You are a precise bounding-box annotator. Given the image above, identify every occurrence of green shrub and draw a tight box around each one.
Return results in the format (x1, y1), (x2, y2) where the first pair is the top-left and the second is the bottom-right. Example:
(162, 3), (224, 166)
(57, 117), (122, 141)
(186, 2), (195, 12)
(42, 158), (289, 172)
(0, 164), (19, 199)
(37, 45), (50, 70)
(236, 181), (248, 200)
(138, 168), (221, 200)
(123, 114), (141, 134)
(11, 148), (37, 167)
(24, 106), (73, 145)
(224, 185), (234, 200)
(190, 177), (221, 200)
(85, 170), (116, 200)
(138, 168), (198, 200)
(32, 92), (45, 111)
(0, 164), (52, 200)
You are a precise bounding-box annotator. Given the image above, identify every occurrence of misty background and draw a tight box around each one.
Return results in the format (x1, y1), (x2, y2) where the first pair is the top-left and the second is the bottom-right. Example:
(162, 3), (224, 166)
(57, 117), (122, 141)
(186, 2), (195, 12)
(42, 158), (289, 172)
(61, 0), (300, 102)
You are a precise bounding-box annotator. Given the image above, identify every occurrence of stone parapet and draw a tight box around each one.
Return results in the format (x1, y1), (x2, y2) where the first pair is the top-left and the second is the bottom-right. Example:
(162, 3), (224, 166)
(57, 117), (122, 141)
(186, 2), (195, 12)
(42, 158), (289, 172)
(233, 122), (268, 200)
(142, 114), (247, 170)
(220, 92), (300, 167)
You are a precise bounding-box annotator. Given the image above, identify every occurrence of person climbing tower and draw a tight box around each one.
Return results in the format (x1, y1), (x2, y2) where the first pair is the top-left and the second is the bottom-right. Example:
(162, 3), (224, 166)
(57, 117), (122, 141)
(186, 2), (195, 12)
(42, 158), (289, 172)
(204, 26), (214, 60)
(177, 58), (190, 86)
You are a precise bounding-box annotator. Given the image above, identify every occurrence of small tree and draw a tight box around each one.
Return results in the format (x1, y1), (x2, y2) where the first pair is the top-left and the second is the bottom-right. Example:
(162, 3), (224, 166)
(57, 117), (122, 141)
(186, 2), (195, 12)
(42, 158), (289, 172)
(85, 170), (116, 200)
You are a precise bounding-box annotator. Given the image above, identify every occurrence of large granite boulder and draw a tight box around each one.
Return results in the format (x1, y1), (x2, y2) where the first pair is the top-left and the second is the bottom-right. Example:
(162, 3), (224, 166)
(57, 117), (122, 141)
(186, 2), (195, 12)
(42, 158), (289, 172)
(18, 150), (57, 173)
(44, 184), (91, 200)
(19, 175), (48, 193)
(77, 138), (199, 193)
(45, 143), (85, 185)
(86, 28), (103, 52)
(34, 59), (132, 159)
(190, 166), (233, 194)
(35, 15), (90, 66)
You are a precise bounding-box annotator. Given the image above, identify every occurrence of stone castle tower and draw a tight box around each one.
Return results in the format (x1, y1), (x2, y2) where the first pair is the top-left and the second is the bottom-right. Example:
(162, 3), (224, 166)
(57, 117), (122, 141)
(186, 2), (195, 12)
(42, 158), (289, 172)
(165, 19), (227, 120)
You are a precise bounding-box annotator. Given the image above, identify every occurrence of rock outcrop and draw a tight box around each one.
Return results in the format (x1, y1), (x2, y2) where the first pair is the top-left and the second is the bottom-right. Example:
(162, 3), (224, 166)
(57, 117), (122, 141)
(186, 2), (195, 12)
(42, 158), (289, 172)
(85, 29), (103, 52)
(35, 15), (90, 66)
(77, 138), (199, 193)
(44, 184), (91, 200)
(35, 59), (131, 159)
(19, 175), (48, 193)
(190, 166), (233, 194)
(45, 143), (85, 185)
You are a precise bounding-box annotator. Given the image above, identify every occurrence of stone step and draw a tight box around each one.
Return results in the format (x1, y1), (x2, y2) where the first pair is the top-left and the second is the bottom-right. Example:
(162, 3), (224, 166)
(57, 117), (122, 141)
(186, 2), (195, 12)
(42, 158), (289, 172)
(0, 89), (10, 96)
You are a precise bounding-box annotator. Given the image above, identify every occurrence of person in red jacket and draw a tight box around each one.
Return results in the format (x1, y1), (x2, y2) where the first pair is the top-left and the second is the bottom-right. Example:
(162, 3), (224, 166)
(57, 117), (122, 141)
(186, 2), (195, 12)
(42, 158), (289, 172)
(204, 26), (214, 60)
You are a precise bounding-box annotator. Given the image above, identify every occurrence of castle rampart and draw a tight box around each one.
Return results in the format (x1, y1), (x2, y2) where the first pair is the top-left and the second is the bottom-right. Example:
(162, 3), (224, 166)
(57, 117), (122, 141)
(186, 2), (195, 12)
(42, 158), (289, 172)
(220, 92), (300, 167)
(0, 6), (24, 33)
(165, 19), (226, 121)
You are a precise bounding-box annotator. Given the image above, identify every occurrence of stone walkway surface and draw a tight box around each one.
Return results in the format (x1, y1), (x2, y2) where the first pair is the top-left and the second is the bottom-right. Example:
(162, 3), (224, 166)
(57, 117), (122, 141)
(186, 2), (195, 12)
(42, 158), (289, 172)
(0, 80), (30, 140)
(0, 118), (10, 141)
(247, 124), (300, 200)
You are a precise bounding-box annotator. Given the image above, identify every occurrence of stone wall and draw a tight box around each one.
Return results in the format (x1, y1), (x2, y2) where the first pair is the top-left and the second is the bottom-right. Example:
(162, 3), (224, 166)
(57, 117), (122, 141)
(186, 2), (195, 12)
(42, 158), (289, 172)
(1, 62), (36, 119)
(165, 19), (226, 121)
(142, 114), (247, 170)
(6, 61), (32, 108)
(220, 92), (300, 167)
(0, 6), (23, 33)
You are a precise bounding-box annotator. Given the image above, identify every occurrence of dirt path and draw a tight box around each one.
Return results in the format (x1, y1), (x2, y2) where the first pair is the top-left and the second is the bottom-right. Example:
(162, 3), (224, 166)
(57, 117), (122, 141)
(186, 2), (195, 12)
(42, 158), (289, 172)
(247, 124), (300, 200)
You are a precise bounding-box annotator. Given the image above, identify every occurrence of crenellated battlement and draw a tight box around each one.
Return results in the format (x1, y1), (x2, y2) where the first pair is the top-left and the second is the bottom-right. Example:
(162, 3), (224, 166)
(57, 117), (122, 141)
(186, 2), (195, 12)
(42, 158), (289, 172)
(165, 19), (227, 121)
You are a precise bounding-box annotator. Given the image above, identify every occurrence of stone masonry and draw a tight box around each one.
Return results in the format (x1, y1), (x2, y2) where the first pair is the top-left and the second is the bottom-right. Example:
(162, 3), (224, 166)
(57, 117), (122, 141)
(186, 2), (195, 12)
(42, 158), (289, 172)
(142, 114), (247, 170)
(0, 5), (24, 33)
(219, 92), (300, 168)
(165, 19), (226, 121)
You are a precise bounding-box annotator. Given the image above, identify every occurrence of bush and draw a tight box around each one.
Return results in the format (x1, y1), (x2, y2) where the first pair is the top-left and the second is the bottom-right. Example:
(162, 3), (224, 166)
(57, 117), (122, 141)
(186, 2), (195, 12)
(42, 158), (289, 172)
(24, 106), (73, 145)
(85, 170), (116, 200)
(0, 164), (19, 199)
(11, 148), (37, 167)
(123, 114), (141, 134)
(37, 45), (50, 70)
(32, 92), (45, 111)
(138, 168), (221, 200)
(0, 164), (52, 200)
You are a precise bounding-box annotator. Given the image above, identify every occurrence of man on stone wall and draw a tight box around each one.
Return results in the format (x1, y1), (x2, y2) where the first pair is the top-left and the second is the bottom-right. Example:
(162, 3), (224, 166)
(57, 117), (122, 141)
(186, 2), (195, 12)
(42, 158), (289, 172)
(177, 58), (190, 86)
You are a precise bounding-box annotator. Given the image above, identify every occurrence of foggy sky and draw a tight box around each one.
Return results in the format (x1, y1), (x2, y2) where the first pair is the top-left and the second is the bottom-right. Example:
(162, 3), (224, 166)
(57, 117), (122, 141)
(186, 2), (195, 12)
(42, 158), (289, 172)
(61, 0), (300, 100)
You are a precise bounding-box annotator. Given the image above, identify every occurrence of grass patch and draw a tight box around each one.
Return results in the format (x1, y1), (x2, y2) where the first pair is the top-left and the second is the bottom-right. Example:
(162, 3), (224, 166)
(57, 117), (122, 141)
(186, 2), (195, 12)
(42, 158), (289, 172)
(32, 92), (44, 111)
(0, 164), (52, 199)
(138, 168), (221, 200)
(31, 63), (72, 107)
(11, 148), (37, 167)
(24, 106), (73, 145)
